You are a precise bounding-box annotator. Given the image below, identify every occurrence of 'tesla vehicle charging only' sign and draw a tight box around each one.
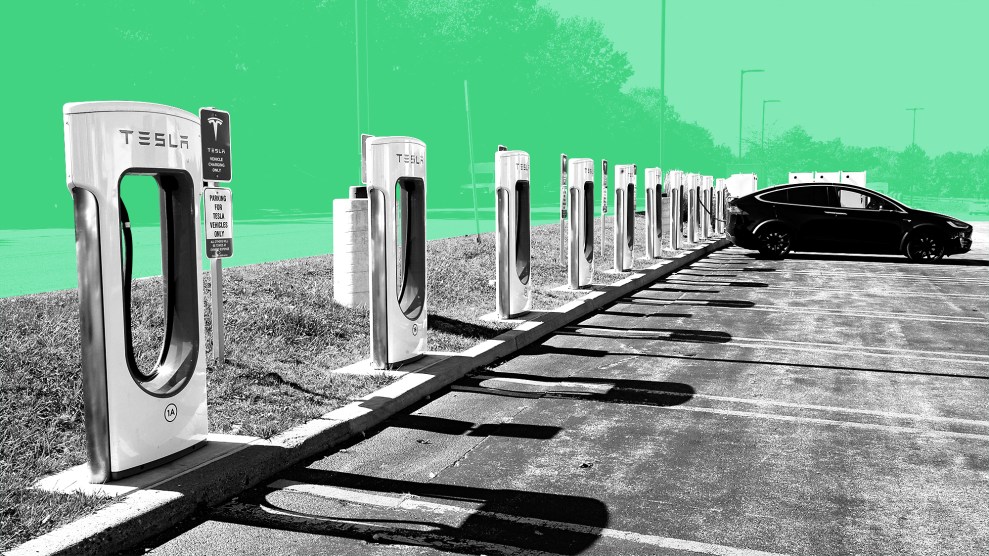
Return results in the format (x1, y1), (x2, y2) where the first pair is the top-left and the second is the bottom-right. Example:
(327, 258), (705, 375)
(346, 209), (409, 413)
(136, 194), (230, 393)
(204, 187), (233, 259)
(200, 108), (232, 182)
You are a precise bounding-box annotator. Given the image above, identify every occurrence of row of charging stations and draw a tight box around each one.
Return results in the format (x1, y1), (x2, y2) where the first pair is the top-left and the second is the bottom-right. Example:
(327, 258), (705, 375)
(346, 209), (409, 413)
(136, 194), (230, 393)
(62, 100), (736, 484)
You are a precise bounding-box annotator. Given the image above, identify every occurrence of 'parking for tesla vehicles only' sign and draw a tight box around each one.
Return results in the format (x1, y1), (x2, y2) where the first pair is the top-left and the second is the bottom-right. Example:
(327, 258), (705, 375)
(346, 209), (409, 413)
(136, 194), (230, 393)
(204, 187), (233, 259)
(200, 108), (232, 182)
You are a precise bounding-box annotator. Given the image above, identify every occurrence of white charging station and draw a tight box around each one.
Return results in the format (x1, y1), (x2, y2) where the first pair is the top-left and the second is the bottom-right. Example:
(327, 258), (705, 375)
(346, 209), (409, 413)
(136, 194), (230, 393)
(494, 148), (531, 318)
(63, 101), (208, 483)
(364, 135), (427, 369)
(715, 178), (727, 234)
(568, 158), (595, 288)
(668, 170), (683, 251)
(700, 175), (714, 240)
(687, 173), (699, 243)
(645, 167), (662, 258)
(613, 164), (636, 271)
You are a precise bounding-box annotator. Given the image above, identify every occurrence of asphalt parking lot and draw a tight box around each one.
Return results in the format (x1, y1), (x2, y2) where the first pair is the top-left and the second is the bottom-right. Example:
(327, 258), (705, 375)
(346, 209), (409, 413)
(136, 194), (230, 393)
(142, 226), (989, 556)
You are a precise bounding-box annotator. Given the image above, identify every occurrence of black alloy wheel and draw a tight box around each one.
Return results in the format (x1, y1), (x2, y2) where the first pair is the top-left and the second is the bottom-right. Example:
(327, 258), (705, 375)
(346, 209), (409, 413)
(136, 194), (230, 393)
(757, 228), (792, 259)
(905, 232), (945, 262)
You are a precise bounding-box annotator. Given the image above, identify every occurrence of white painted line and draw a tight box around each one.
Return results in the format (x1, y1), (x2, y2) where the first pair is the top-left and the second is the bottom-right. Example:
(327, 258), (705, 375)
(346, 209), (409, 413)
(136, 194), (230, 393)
(268, 480), (793, 556)
(567, 326), (989, 366)
(726, 341), (989, 366)
(619, 300), (989, 325)
(752, 268), (989, 283)
(729, 335), (989, 359)
(757, 284), (989, 299)
(475, 376), (989, 428)
(661, 404), (989, 441)
(663, 278), (989, 299)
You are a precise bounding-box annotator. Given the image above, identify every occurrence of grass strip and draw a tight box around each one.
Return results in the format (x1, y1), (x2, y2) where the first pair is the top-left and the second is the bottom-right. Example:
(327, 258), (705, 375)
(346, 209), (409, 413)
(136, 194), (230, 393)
(0, 213), (700, 550)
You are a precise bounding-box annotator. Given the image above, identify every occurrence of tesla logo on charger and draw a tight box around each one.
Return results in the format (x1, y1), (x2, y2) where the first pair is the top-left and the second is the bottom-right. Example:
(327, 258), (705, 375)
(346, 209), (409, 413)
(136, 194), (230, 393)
(207, 116), (224, 140)
(119, 129), (190, 149)
(164, 403), (177, 422)
(395, 153), (424, 165)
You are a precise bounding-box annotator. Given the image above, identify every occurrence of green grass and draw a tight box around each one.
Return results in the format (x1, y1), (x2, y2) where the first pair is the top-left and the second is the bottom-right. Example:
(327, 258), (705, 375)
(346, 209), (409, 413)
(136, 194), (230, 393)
(0, 214), (699, 550)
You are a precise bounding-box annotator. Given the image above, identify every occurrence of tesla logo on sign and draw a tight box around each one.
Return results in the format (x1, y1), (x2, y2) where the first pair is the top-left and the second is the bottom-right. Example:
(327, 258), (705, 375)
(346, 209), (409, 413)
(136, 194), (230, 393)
(207, 116), (223, 140)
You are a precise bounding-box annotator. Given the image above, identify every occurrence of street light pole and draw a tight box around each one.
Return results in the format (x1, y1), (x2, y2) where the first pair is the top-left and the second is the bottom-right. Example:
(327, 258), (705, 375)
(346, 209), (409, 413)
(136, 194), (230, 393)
(659, 0), (666, 168)
(761, 99), (781, 149)
(738, 69), (765, 159)
(906, 107), (923, 146)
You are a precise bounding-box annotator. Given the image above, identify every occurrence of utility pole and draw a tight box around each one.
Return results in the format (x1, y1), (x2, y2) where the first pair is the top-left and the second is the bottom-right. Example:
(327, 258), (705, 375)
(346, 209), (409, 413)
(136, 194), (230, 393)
(761, 99), (781, 149)
(464, 80), (480, 242)
(738, 69), (764, 159)
(659, 0), (666, 167)
(906, 107), (923, 146)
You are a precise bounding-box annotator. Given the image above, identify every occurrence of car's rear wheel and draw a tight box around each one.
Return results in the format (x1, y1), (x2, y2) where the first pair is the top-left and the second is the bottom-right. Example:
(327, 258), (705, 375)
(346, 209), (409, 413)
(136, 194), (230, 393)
(756, 227), (792, 259)
(905, 232), (944, 262)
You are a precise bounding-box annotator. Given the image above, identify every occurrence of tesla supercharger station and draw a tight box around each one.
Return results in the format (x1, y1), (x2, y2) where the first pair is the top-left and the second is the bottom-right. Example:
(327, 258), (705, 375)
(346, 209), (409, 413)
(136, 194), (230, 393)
(700, 175), (713, 240)
(63, 101), (208, 482)
(645, 167), (662, 258)
(364, 136), (428, 369)
(668, 170), (682, 251)
(568, 158), (595, 288)
(494, 148), (531, 318)
(613, 164), (636, 271)
(686, 173), (699, 243)
(715, 178), (727, 234)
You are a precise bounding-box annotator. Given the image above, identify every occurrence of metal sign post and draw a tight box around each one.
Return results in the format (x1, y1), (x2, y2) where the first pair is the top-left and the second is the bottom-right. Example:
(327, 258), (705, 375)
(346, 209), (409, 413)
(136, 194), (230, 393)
(600, 160), (608, 256)
(560, 153), (567, 266)
(200, 107), (232, 367)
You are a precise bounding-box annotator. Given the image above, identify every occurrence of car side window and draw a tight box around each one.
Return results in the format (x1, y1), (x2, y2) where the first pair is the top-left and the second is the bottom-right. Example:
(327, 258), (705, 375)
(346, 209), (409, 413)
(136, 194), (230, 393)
(837, 188), (893, 211)
(838, 189), (868, 209)
(786, 186), (834, 207)
(760, 190), (788, 203)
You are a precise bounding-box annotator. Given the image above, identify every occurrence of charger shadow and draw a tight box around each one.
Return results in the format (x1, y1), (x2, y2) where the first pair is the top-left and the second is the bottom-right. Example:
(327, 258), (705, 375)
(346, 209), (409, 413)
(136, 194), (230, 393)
(454, 371), (696, 408)
(390, 414), (562, 440)
(215, 470), (608, 555)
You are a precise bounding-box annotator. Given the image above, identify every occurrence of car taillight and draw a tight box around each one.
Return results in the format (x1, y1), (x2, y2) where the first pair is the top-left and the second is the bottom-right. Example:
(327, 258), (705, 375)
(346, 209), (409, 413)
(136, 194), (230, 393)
(728, 204), (746, 215)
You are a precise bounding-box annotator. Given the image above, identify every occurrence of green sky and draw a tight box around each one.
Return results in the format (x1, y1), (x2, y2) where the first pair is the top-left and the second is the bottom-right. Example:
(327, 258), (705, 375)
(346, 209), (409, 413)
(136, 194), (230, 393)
(541, 0), (989, 156)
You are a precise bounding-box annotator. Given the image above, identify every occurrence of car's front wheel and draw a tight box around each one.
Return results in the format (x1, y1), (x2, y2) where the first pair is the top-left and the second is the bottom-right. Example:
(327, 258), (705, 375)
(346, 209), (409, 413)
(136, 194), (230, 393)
(756, 227), (792, 259)
(905, 232), (945, 262)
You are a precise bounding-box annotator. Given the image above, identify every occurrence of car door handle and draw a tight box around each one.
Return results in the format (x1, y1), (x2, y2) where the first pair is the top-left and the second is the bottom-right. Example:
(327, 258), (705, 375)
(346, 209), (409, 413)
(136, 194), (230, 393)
(824, 211), (847, 216)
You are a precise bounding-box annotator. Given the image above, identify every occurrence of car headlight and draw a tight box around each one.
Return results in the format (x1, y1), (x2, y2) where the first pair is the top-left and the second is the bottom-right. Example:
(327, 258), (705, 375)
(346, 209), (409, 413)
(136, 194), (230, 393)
(728, 205), (745, 215)
(947, 220), (968, 229)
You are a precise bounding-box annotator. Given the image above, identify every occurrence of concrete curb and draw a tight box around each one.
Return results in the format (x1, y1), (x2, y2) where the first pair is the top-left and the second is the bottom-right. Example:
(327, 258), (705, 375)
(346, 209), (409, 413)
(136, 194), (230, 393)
(9, 239), (728, 556)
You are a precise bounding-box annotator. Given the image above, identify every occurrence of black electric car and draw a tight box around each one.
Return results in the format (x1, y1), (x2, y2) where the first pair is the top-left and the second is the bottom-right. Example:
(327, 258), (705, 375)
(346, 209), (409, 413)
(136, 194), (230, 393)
(726, 182), (973, 261)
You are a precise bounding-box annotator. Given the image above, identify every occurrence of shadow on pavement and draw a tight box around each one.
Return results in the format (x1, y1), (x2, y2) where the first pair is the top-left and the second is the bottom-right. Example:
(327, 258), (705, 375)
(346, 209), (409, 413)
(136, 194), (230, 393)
(216, 470), (608, 555)
(454, 371), (696, 408)
(430, 314), (504, 339)
(596, 310), (693, 319)
(751, 252), (989, 266)
(390, 414), (562, 440)
(556, 324), (732, 344)
(625, 297), (756, 309)
(659, 278), (770, 288)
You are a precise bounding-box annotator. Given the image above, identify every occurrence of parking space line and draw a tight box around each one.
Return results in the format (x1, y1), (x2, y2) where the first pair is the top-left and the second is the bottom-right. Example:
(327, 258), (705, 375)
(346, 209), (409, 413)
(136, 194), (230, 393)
(663, 405), (989, 441)
(759, 284), (987, 299)
(750, 269), (989, 283)
(268, 480), (793, 556)
(475, 376), (989, 428)
(630, 301), (989, 324)
(730, 336), (989, 358)
(568, 327), (989, 366)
